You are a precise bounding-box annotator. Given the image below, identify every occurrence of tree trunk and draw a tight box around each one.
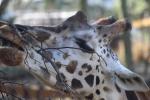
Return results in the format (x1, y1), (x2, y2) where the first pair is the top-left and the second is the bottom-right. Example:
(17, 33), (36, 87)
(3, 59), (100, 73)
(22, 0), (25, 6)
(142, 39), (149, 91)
(120, 0), (133, 69)
(80, 0), (87, 14)
(0, 0), (10, 17)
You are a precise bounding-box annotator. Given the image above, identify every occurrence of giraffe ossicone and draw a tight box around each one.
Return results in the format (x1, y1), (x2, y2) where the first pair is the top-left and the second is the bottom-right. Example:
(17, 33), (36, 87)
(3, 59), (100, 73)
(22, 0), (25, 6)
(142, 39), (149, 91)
(0, 11), (149, 100)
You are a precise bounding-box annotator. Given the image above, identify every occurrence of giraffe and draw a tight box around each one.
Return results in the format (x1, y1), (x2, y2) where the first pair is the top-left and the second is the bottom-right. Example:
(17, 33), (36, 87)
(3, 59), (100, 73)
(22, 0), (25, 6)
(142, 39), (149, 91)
(0, 11), (149, 100)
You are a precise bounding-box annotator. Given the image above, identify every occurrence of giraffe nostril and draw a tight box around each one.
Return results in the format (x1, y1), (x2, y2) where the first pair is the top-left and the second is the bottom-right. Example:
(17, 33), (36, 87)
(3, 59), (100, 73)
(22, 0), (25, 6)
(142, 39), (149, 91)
(124, 19), (132, 31)
(108, 16), (117, 24)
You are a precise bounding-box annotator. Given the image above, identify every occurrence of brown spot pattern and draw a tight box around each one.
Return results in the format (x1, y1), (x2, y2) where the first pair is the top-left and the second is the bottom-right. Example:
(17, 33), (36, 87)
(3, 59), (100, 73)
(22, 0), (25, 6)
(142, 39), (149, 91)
(85, 93), (93, 100)
(78, 71), (83, 76)
(36, 32), (51, 42)
(66, 60), (78, 73)
(103, 86), (111, 92)
(96, 89), (100, 95)
(85, 74), (94, 87)
(100, 98), (105, 100)
(96, 76), (100, 85)
(102, 79), (105, 84)
(55, 62), (61, 69)
(71, 78), (83, 89)
(82, 63), (92, 73)
(0, 47), (23, 66)
(133, 76), (141, 83)
(42, 51), (53, 62)
(63, 52), (69, 59)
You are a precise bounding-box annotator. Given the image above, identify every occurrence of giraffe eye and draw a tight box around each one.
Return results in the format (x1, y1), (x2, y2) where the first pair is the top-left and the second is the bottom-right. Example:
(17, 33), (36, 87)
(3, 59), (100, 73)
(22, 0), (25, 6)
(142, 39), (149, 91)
(97, 26), (102, 29)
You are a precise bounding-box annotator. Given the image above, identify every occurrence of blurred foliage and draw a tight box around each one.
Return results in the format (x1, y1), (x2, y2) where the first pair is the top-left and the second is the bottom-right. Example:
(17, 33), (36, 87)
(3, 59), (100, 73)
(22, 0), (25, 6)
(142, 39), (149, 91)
(2, 0), (149, 20)
(0, 0), (10, 16)
(114, 0), (150, 19)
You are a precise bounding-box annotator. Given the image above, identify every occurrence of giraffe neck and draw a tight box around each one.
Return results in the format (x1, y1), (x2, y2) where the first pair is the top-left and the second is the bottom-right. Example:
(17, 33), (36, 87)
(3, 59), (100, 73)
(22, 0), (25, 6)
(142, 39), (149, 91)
(23, 39), (127, 100)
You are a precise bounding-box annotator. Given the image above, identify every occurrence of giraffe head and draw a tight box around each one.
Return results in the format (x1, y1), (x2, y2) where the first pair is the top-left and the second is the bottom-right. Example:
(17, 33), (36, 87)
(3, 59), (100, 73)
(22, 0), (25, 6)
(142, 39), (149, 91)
(0, 11), (149, 96)
(58, 11), (149, 92)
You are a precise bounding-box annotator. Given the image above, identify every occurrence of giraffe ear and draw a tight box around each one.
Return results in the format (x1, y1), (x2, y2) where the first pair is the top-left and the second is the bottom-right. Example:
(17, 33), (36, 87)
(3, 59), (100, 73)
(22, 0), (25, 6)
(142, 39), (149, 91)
(114, 65), (149, 92)
(63, 11), (89, 30)
(92, 16), (116, 25)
